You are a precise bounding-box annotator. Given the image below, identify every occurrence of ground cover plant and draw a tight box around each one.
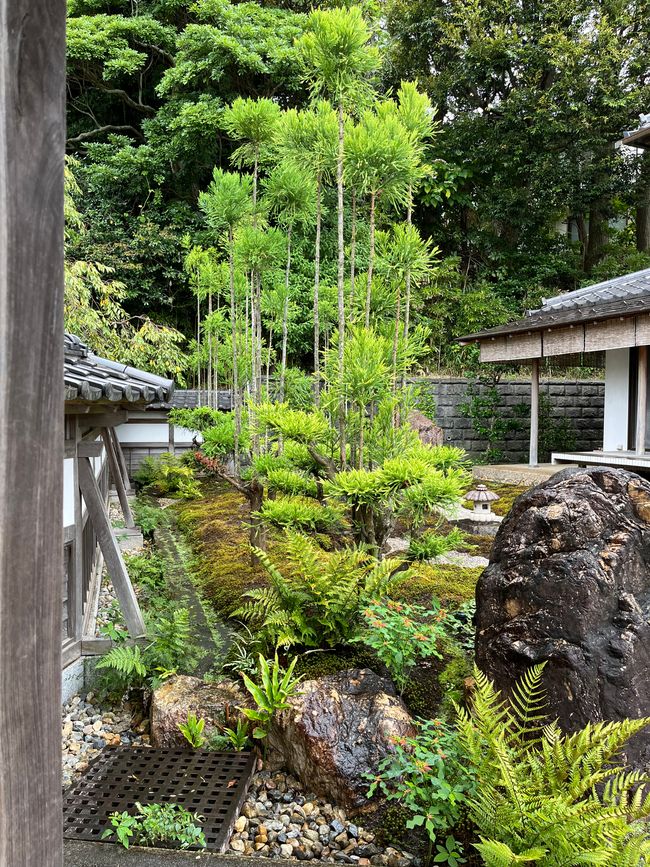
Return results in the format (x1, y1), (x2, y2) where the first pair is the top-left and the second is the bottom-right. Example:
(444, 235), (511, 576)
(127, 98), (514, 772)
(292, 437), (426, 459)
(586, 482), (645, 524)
(103, 802), (206, 850)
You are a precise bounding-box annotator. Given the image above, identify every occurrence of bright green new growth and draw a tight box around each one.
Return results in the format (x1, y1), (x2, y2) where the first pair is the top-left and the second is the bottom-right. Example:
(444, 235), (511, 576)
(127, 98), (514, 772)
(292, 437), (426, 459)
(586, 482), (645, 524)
(256, 495), (344, 533)
(236, 529), (404, 648)
(103, 802), (206, 850)
(178, 711), (206, 749)
(456, 664), (650, 866)
(239, 652), (302, 740)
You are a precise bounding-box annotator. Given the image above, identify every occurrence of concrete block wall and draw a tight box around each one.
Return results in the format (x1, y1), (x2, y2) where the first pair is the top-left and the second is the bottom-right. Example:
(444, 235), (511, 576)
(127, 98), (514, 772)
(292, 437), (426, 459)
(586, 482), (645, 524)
(416, 378), (605, 462)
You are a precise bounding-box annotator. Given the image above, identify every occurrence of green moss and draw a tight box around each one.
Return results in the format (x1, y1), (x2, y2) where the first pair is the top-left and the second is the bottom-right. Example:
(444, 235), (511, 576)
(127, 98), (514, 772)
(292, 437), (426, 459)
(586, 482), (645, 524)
(293, 646), (379, 680)
(392, 563), (483, 606)
(438, 645), (473, 716)
(374, 804), (411, 848)
(175, 482), (276, 617)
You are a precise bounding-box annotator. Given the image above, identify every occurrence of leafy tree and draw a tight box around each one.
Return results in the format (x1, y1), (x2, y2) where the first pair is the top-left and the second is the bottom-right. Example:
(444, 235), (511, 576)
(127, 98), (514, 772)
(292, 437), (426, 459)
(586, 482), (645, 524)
(199, 168), (254, 469)
(263, 161), (317, 399)
(298, 6), (379, 462)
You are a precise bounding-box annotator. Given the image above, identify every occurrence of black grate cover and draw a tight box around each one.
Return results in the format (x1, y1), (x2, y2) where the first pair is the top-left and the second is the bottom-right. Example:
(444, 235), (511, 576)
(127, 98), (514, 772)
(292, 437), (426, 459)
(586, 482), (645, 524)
(62, 747), (256, 852)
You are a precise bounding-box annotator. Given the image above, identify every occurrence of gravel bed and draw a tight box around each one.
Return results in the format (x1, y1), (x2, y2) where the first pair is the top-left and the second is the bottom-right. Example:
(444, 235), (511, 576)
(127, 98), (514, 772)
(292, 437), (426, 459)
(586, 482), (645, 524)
(61, 693), (149, 789)
(228, 770), (416, 866)
(431, 551), (489, 568)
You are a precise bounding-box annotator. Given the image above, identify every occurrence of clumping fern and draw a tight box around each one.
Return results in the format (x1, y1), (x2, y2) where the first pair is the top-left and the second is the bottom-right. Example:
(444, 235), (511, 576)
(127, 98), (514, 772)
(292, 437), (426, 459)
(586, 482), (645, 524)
(456, 664), (650, 866)
(235, 529), (404, 648)
(408, 527), (466, 561)
(96, 644), (147, 691)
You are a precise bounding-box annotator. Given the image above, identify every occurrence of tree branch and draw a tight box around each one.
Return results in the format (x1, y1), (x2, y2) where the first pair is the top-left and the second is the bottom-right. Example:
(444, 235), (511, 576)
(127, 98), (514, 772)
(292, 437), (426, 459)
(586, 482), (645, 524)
(66, 124), (144, 145)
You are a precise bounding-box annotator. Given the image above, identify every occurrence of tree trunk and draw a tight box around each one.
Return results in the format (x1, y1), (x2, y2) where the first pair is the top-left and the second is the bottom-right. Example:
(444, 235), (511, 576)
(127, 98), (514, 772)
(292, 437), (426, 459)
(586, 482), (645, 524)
(279, 224), (291, 402)
(584, 202), (608, 274)
(249, 479), (266, 559)
(349, 189), (357, 308)
(207, 288), (213, 409)
(337, 102), (346, 467)
(636, 151), (650, 253)
(391, 282), (402, 395)
(365, 191), (376, 328)
(196, 285), (201, 406)
(229, 230), (241, 474)
(313, 176), (322, 404)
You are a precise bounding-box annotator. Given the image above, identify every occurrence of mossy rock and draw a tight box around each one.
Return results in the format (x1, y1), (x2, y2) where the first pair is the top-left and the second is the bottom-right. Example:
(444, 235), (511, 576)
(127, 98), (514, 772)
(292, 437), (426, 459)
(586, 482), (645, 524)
(293, 646), (380, 680)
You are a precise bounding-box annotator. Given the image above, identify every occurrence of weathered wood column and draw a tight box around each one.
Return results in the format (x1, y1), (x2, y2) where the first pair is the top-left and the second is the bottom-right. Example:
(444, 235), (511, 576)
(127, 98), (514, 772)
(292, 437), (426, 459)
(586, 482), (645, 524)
(529, 358), (540, 467)
(101, 427), (135, 528)
(636, 345), (648, 455)
(0, 1), (66, 863)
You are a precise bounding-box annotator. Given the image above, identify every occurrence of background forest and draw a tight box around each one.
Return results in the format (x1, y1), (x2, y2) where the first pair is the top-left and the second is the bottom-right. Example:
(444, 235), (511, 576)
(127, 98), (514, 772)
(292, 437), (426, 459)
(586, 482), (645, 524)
(66, 0), (650, 382)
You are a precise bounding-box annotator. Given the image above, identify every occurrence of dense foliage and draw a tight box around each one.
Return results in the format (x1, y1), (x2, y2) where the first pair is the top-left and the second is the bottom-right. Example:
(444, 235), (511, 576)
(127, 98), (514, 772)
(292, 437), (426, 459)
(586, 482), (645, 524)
(66, 0), (650, 379)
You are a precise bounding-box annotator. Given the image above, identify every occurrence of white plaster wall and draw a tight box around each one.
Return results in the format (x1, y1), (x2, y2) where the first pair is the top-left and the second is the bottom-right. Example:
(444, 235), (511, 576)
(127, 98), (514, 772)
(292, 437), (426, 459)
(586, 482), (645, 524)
(174, 425), (199, 444)
(603, 348), (630, 451)
(115, 422), (169, 443)
(63, 458), (75, 526)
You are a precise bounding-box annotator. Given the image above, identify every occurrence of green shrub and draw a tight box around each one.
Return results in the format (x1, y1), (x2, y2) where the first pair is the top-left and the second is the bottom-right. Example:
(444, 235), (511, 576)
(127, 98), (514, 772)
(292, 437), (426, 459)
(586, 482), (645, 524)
(132, 499), (165, 537)
(456, 664), (650, 866)
(368, 718), (474, 862)
(356, 599), (449, 693)
(240, 653), (303, 741)
(265, 468), (318, 498)
(134, 453), (200, 499)
(236, 529), (404, 648)
(408, 527), (466, 561)
(257, 495), (344, 532)
(103, 802), (206, 850)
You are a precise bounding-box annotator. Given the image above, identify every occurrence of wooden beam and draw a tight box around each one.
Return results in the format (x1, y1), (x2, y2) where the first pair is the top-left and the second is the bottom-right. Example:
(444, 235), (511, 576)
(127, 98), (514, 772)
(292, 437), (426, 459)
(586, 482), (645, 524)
(77, 441), (104, 458)
(81, 636), (148, 655)
(80, 411), (128, 429)
(0, 0), (66, 861)
(529, 359), (540, 467)
(636, 346), (648, 456)
(101, 428), (135, 528)
(111, 427), (133, 493)
(78, 458), (145, 638)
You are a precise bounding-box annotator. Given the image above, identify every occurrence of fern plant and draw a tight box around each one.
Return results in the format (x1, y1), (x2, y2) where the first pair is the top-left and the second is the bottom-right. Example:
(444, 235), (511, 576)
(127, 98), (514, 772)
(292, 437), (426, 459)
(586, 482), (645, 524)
(256, 495), (344, 532)
(235, 529), (404, 648)
(456, 664), (650, 866)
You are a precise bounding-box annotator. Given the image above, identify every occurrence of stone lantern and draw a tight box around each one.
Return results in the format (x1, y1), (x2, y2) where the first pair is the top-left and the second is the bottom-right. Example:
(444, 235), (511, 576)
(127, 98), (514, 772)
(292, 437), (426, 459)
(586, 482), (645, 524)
(466, 484), (500, 515)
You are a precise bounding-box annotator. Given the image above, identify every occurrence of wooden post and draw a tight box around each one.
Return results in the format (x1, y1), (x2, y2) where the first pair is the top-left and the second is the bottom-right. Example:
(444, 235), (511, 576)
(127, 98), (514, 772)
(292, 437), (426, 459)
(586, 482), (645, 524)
(529, 358), (540, 467)
(0, 0), (66, 862)
(78, 458), (146, 637)
(101, 428), (135, 528)
(71, 417), (84, 641)
(636, 345), (648, 455)
(111, 427), (132, 493)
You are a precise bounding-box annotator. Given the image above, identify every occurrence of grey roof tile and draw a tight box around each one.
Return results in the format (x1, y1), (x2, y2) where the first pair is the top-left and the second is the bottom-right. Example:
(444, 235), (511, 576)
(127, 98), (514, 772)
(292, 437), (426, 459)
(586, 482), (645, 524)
(459, 267), (650, 342)
(64, 333), (174, 406)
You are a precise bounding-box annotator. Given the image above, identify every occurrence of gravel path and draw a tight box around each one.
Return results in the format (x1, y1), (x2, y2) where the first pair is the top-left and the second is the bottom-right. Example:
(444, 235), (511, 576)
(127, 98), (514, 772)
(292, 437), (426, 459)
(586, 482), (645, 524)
(61, 694), (149, 789)
(227, 770), (415, 866)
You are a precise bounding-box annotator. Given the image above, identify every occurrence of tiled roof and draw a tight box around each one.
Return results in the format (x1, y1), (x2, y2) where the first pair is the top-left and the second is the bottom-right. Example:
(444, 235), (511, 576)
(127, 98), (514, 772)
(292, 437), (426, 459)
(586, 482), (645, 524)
(459, 267), (650, 342)
(147, 389), (233, 412)
(64, 334), (174, 405)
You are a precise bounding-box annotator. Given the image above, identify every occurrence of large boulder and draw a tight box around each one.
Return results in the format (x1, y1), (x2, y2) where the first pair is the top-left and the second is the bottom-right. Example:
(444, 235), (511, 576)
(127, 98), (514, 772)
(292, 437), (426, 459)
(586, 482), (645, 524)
(150, 675), (249, 748)
(269, 668), (415, 812)
(408, 411), (443, 447)
(476, 466), (650, 767)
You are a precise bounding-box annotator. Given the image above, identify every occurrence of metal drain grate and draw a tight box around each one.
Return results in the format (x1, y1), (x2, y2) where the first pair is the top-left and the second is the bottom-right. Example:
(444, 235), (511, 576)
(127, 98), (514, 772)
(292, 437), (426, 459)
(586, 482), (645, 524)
(63, 747), (256, 852)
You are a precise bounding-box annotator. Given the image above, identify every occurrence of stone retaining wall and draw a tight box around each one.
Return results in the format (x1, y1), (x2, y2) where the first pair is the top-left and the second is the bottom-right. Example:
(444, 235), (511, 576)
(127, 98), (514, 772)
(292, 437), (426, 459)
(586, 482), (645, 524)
(416, 378), (605, 462)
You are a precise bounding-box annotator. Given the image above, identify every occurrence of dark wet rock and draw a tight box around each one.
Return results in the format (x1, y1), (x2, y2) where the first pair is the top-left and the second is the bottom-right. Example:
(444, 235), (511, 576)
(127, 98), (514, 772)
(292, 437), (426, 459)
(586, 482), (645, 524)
(476, 466), (650, 767)
(150, 674), (249, 748)
(269, 668), (415, 811)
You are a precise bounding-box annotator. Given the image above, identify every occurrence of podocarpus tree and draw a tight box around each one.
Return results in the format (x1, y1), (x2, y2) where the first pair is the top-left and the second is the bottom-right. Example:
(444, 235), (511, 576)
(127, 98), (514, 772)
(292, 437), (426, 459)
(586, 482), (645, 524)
(298, 7), (379, 464)
(276, 102), (338, 402)
(262, 161), (317, 401)
(344, 109), (419, 327)
(199, 169), (254, 472)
